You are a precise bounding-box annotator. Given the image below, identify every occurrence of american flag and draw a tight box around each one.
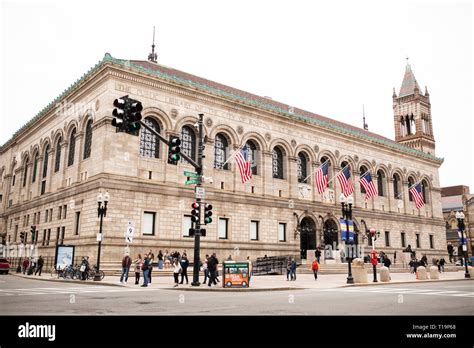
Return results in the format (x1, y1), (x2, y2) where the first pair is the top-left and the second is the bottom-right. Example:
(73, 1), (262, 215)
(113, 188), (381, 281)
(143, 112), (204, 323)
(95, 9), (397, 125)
(359, 172), (377, 200)
(235, 144), (252, 184)
(409, 182), (425, 209)
(315, 161), (329, 194)
(337, 166), (354, 197)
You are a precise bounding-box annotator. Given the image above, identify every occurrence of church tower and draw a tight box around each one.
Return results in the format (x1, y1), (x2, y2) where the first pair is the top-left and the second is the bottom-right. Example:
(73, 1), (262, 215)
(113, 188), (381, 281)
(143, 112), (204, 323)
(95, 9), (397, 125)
(393, 62), (435, 155)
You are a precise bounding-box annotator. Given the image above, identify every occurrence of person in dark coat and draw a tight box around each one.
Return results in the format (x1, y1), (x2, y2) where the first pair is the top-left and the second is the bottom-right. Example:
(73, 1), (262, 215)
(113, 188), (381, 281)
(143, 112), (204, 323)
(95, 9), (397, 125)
(35, 256), (44, 276)
(315, 249), (321, 263)
(207, 254), (218, 287)
(290, 258), (297, 280)
(141, 254), (150, 287)
(179, 254), (189, 284)
(383, 257), (391, 268)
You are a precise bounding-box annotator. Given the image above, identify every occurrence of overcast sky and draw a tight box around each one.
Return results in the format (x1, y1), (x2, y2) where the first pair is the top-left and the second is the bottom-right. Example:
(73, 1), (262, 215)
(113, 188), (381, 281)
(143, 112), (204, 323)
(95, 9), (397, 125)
(1, 0), (472, 189)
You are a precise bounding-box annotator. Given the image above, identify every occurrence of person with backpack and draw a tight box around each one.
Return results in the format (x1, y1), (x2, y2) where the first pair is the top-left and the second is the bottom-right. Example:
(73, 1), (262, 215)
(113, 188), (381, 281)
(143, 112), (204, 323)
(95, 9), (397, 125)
(179, 253), (189, 284)
(134, 254), (142, 285)
(120, 253), (132, 284)
(311, 258), (319, 280)
(172, 258), (182, 287)
(141, 254), (150, 287)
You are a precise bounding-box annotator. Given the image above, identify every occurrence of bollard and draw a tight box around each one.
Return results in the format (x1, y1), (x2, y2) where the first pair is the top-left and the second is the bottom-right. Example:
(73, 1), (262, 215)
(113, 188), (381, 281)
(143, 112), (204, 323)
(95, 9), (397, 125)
(417, 266), (428, 280)
(429, 266), (440, 280)
(351, 258), (368, 283)
(380, 266), (390, 282)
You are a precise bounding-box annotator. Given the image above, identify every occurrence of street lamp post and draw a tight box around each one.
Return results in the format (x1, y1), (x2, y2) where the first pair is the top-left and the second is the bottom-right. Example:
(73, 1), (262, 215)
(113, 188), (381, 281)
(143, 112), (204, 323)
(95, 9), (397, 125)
(340, 193), (354, 284)
(95, 191), (109, 281)
(456, 211), (470, 278)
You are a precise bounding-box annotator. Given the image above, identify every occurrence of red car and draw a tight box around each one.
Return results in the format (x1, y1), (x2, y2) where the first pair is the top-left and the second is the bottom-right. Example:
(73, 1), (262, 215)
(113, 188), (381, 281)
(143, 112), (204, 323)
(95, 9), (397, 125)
(0, 258), (10, 274)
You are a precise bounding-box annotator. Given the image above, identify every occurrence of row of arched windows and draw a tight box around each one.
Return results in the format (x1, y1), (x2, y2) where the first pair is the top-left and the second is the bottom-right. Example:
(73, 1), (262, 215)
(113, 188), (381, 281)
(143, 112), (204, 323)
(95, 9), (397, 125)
(12, 119), (93, 192)
(138, 116), (430, 204)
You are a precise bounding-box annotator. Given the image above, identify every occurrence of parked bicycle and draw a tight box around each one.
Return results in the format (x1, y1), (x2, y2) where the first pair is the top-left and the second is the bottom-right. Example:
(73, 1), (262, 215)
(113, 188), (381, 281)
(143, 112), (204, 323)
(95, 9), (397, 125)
(86, 265), (105, 280)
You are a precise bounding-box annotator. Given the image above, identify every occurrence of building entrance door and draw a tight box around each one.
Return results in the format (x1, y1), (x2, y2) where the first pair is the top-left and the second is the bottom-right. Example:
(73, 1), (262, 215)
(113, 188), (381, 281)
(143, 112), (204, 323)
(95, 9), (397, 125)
(300, 217), (316, 259)
(323, 220), (339, 259)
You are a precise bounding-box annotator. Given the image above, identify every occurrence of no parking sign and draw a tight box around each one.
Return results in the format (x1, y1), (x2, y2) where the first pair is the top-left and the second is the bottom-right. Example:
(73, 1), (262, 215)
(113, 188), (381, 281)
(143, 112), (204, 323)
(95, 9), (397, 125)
(126, 221), (134, 243)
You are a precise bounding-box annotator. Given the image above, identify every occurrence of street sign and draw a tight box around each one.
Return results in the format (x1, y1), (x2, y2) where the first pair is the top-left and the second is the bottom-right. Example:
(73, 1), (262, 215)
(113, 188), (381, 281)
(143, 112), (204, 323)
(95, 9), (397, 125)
(185, 179), (200, 185)
(195, 187), (205, 199)
(126, 225), (134, 244)
(183, 171), (199, 178)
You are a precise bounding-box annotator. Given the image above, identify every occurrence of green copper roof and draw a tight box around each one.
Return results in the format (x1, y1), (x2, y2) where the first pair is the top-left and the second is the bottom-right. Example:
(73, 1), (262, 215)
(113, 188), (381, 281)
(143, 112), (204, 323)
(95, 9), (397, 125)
(0, 53), (444, 164)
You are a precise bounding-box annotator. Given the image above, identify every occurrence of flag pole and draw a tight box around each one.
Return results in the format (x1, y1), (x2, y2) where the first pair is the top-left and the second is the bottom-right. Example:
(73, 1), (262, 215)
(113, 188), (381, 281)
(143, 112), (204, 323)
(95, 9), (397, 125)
(222, 143), (245, 167)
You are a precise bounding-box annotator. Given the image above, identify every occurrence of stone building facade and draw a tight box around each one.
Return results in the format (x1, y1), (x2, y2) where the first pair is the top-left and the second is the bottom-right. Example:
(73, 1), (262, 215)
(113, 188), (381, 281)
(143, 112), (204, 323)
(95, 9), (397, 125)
(0, 54), (446, 266)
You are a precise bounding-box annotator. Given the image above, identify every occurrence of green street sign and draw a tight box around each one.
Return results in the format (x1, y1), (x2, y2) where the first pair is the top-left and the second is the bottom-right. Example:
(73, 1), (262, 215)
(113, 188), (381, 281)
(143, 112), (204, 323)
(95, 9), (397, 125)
(185, 179), (200, 185)
(183, 171), (199, 178)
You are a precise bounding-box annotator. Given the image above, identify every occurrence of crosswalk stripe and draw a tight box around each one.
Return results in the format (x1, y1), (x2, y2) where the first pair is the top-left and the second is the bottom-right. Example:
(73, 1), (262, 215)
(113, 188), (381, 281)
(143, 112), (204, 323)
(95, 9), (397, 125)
(0, 286), (161, 297)
(327, 287), (473, 298)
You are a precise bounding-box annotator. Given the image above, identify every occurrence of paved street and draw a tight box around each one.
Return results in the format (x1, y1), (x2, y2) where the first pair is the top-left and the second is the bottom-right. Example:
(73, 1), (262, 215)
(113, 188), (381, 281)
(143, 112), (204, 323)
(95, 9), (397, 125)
(0, 274), (472, 315)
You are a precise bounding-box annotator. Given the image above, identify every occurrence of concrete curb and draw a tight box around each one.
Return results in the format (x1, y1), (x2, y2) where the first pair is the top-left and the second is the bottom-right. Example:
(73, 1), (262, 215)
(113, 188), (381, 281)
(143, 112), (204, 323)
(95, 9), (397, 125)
(161, 286), (305, 292)
(342, 278), (473, 287)
(10, 273), (125, 288)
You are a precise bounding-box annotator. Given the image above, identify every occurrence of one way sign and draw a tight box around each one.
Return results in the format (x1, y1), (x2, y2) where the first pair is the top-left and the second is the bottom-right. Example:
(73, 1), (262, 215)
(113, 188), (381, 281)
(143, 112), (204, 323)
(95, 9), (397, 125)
(126, 225), (134, 244)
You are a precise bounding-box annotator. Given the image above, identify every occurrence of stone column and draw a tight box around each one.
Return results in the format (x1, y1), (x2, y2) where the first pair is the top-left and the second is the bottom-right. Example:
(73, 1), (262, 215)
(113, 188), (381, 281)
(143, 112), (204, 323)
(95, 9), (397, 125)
(287, 156), (298, 200)
(36, 156), (44, 196)
(46, 148), (54, 194)
(75, 131), (84, 183)
(262, 150), (274, 196)
(387, 177), (393, 212)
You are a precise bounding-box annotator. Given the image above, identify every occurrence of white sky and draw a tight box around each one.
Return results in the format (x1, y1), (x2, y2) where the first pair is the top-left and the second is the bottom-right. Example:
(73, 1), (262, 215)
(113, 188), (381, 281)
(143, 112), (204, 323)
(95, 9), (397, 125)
(1, 0), (472, 189)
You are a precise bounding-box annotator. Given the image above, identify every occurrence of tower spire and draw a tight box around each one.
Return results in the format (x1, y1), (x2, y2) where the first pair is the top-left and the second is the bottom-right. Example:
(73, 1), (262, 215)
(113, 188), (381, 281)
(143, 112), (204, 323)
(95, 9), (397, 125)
(362, 104), (368, 130)
(148, 26), (158, 63)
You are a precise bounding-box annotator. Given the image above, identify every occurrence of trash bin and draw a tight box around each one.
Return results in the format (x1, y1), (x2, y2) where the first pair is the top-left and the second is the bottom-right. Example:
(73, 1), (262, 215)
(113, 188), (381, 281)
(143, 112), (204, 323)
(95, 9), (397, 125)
(222, 261), (250, 288)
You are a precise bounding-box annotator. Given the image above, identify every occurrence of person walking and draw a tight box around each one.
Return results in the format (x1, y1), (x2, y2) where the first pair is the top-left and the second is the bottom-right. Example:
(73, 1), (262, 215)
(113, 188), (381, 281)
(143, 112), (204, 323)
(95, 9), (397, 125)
(35, 256), (44, 276)
(141, 254), (150, 287)
(120, 253), (132, 284)
(148, 251), (154, 284)
(311, 258), (319, 280)
(172, 258), (182, 287)
(439, 258), (446, 272)
(207, 254), (218, 287)
(179, 253), (189, 284)
(290, 258), (297, 281)
(286, 259), (292, 281)
(213, 253), (220, 283)
(158, 250), (164, 270)
(134, 254), (142, 285)
(22, 258), (29, 274)
(393, 251), (397, 265)
(447, 244), (454, 263)
(315, 249), (321, 263)
(80, 257), (89, 280)
(202, 255), (209, 285)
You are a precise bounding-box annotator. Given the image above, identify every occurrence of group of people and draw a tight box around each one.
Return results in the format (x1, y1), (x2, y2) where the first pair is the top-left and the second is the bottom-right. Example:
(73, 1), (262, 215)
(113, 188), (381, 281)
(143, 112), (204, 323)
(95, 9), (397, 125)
(119, 250), (156, 287)
(20, 256), (45, 276)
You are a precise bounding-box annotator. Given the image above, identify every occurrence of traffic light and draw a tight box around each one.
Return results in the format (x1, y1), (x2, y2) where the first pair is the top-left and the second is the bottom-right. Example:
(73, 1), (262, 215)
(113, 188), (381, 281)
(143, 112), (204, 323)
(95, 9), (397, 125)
(30, 225), (36, 243)
(168, 136), (181, 164)
(204, 204), (213, 224)
(127, 100), (143, 134)
(112, 96), (127, 130)
(20, 231), (25, 244)
(191, 202), (200, 223)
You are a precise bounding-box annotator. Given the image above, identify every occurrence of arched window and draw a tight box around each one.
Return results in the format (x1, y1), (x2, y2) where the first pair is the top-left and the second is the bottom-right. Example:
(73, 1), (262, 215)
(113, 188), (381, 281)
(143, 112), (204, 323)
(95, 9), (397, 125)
(393, 173), (401, 199)
(32, 153), (39, 183)
(83, 120), (93, 160)
(246, 140), (258, 175)
(272, 146), (284, 179)
(42, 145), (50, 178)
(408, 176), (415, 201)
(214, 133), (229, 170)
(181, 126), (196, 162)
(54, 137), (62, 172)
(360, 166), (368, 193)
(297, 152), (308, 183)
(68, 129), (76, 166)
(377, 170), (385, 196)
(22, 157), (29, 187)
(422, 180), (429, 203)
(139, 117), (160, 158)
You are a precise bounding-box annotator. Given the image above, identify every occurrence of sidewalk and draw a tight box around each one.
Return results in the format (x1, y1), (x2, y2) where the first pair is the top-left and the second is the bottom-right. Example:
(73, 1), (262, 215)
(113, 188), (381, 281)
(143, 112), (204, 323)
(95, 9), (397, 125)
(9, 269), (472, 291)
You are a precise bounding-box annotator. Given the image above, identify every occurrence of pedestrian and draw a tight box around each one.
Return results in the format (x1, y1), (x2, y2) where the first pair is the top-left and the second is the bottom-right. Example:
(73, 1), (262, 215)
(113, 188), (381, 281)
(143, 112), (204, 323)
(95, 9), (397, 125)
(179, 253), (189, 284)
(148, 251), (154, 284)
(207, 253), (218, 287)
(213, 253), (220, 283)
(394, 251), (397, 265)
(164, 249), (170, 269)
(315, 249), (321, 263)
(421, 255), (427, 267)
(227, 254), (233, 261)
(22, 258), (29, 274)
(120, 253), (132, 284)
(286, 259), (292, 281)
(172, 258), (182, 287)
(447, 244), (454, 263)
(247, 256), (252, 281)
(383, 257), (391, 268)
(141, 254), (150, 287)
(158, 250), (164, 269)
(290, 258), (297, 281)
(35, 256), (44, 276)
(202, 254), (209, 284)
(80, 256), (89, 280)
(134, 254), (142, 285)
(27, 258), (35, 275)
(311, 258), (319, 280)
(440, 258), (446, 272)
